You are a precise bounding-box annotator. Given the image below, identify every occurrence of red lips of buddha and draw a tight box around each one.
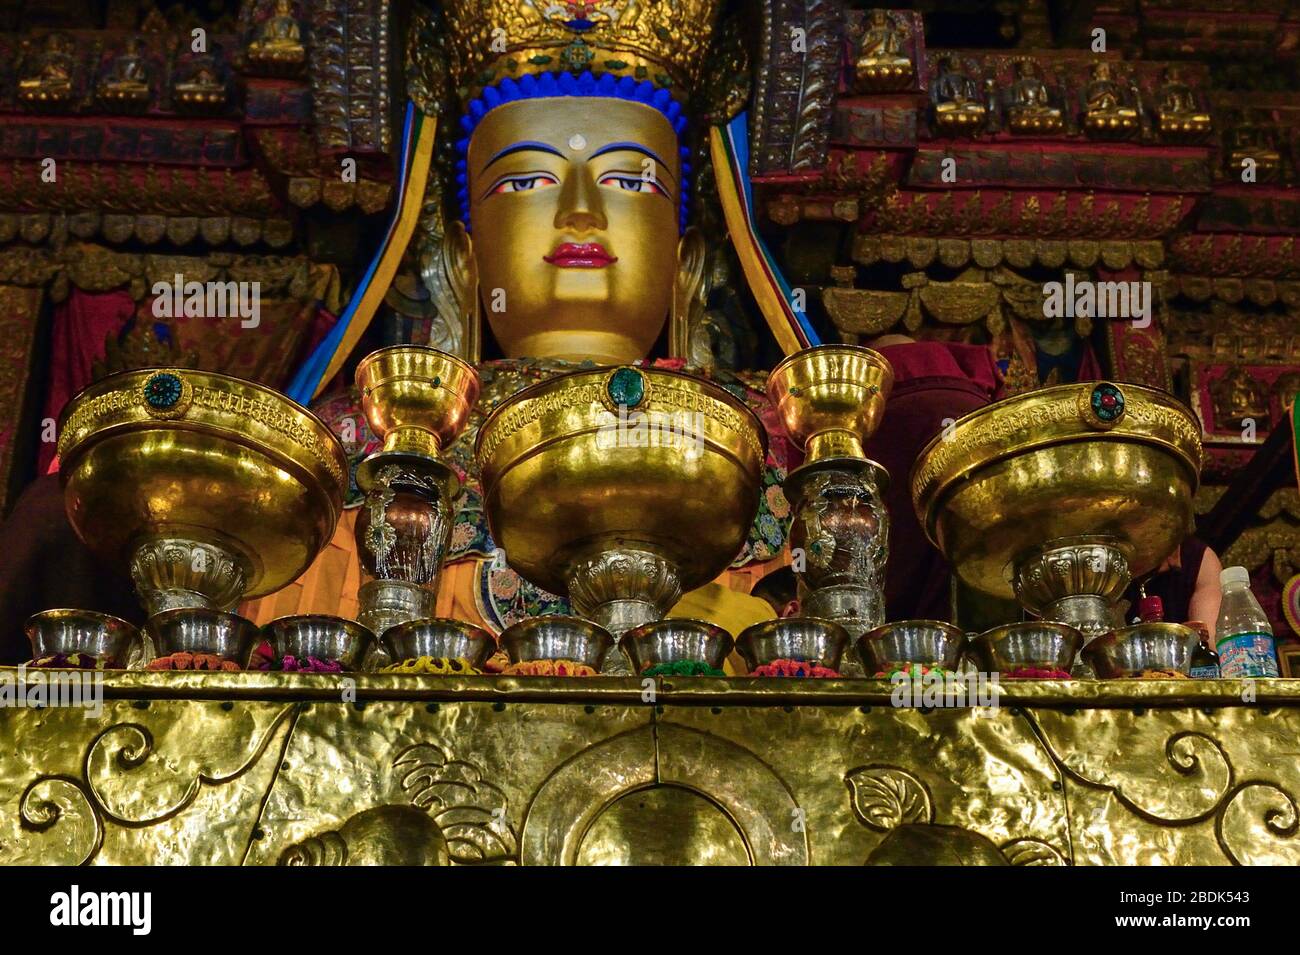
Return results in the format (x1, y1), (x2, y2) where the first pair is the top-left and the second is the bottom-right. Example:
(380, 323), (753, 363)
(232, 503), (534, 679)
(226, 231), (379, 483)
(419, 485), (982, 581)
(544, 242), (618, 268)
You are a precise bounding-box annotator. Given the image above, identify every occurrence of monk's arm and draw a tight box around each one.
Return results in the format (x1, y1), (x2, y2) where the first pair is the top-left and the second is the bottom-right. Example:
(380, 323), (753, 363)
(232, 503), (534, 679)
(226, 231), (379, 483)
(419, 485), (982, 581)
(1188, 545), (1223, 638)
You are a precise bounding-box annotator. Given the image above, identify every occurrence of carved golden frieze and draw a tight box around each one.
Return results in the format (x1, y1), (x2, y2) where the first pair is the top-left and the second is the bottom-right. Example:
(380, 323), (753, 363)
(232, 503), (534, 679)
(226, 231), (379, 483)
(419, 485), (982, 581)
(824, 263), (1166, 342)
(853, 235), (1164, 272)
(864, 191), (1185, 241)
(0, 211), (293, 251)
(0, 243), (343, 310)
(1170, 274), (1300, 309)
(0, 162), (274, 218)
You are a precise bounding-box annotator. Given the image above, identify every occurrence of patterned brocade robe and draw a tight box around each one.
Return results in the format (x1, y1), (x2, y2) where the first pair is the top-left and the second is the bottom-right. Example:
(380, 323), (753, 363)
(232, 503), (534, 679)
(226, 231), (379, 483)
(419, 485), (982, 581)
(239, 357), (798, 640)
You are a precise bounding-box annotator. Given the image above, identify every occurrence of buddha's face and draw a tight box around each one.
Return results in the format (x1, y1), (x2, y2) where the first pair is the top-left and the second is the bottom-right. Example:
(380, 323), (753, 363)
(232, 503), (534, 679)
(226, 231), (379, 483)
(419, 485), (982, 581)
(466, 97), (681, 364)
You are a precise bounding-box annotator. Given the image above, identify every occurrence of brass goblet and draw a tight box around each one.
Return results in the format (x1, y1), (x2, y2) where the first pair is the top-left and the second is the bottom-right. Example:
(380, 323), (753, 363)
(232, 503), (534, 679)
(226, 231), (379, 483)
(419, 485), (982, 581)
(767, 344), (893, 476)
(354, 345), (479, 491)
(352, 346), (480, 642)
(477, 365), (766, 673)
(58, 368), (348, 621)
(913, 381), (1202, 640)
(767, 346), (895, 673)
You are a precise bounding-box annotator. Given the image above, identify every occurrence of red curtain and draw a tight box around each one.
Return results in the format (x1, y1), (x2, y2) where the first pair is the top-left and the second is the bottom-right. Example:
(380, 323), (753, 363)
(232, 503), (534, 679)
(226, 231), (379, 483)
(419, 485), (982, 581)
(39, 289), (137, 474)
(39, 289), (340, 474)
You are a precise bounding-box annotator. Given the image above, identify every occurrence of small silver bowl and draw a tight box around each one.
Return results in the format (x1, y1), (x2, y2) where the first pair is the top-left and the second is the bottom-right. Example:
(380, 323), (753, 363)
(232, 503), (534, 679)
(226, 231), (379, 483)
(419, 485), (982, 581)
(1082, 622), (1200, 678)
(969, 621), (1083, 676)
(619, 618), (734, 674)
(25, 609), (139, 667)
(382, 618), (498, 669)
(736, 617), (849, 671)
(856, 620), (967, 676)
(148, 609), (260, 666)
(261, 614), (374, 671)
(499, 615), (613, 671)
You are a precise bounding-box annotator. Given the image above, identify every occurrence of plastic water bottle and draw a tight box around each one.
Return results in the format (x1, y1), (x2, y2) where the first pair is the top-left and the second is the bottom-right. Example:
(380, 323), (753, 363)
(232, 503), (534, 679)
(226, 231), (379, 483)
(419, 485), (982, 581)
(1215, 566), (1279, 678)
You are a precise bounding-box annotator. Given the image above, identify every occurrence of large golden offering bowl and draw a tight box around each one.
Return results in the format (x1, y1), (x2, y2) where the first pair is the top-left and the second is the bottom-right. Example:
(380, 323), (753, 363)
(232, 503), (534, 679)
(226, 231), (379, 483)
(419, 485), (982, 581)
(58, 368), (348, 615)
(767, 345), (893, 472)
(912, 381), (1202, 635)
(477, 365), (767, 641)
(354, 345), (480, 490)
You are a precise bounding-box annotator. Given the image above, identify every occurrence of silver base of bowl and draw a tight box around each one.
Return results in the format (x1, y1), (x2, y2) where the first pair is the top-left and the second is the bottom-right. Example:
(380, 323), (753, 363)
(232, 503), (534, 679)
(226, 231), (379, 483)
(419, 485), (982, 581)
(1082, 622), (1200, 678)
(25, 609), (141, 668)
(619, 618), (733, 674)
(381, 617), (498, 669)
(736, 617), (849, 672)
(856, 619), (967, 676)
(261, 614), (374, 671)
(499, 615), (613, 672)
(968, 621), (1083, 676)
(146, 608), (260, 667)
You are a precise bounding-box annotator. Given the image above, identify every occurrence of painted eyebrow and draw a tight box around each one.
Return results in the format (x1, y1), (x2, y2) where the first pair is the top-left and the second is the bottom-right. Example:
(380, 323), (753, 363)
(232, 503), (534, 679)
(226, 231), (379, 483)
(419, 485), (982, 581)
(589, 142), (676, 183)
(481, 141), (566, 172)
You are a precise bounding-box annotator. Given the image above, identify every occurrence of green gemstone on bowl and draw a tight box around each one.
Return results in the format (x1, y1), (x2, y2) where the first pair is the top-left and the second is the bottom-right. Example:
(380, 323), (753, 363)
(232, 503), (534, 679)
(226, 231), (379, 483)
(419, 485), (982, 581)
(607, 367), (645, 408)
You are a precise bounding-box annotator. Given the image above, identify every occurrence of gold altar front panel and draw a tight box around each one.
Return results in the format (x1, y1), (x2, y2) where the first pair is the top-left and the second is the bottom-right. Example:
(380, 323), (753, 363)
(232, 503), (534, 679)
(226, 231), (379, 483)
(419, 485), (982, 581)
(0, 696), (293, 865)
(1, 672), (1298, 866)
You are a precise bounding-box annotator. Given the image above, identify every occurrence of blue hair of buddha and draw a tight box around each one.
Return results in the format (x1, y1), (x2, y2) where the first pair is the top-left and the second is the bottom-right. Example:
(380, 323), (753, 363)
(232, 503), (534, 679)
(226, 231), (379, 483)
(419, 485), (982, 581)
(454, 71), (692, 234)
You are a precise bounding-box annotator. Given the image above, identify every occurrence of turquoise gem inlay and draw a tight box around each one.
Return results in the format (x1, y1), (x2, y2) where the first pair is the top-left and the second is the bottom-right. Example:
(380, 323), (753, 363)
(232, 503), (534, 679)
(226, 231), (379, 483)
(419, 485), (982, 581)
(144, 372), (183, 410)
(1090, 382), (1125, 423)
(607, 367), (646, 408)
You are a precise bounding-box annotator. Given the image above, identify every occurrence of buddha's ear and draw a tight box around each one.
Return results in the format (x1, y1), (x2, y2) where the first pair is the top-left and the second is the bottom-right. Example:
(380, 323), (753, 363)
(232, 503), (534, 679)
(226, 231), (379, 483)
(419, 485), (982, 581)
(420, 219), (480, 362)
(670, 227), (707, 363)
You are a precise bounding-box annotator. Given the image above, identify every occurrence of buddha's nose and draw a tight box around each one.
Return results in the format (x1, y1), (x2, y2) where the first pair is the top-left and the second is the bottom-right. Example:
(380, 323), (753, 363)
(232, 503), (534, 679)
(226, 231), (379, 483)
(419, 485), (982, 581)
(554, 167), (608, 233)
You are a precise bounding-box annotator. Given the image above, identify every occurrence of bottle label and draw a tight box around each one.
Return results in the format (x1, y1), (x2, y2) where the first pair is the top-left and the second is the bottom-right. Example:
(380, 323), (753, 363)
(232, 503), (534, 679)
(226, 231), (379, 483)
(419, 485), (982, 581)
(1189, 664), (1220, 679)
(1216, 632), (1279, 679)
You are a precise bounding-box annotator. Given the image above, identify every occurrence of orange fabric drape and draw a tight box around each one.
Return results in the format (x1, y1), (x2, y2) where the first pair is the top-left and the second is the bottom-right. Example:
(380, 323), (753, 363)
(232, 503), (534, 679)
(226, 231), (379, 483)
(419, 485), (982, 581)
(240, 508), (786, 641)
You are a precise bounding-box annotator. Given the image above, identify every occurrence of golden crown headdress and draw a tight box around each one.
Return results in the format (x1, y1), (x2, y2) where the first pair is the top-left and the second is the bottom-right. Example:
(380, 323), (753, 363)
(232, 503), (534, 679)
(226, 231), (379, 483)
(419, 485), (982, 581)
(443, 0), (723, 103)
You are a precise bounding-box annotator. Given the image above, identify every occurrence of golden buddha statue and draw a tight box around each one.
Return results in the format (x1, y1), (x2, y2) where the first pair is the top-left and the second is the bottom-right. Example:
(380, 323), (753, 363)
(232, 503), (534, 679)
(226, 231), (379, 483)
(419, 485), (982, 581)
(247, 0), (306, 69)
(19, 32), (76, 104)
(1081, 61), (1139, 139)
(174, 54), (228, 108)
(1227, 111), (1282, 182)
(1006, 58), (1062, 134)
(930, 55), (986, 134)
(852, 9), (913, 92)
(99, 37), (151, 106)
(240, 0), (788, 644)
(1210, 364), (1269, 429)
(1154, 66), (1210, 142)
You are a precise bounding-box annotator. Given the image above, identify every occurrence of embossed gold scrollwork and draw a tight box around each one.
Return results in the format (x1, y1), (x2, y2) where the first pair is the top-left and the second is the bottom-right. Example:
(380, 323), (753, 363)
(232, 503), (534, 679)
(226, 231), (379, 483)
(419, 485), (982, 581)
(393, 742), (518, 863)
(278, 830), (348, 866)
(1217, 782), (1300, 866)
(9, 777), (104, 866)
(1032, 721), (1233, 825)
(847, 764), (1070, 866)
(276, 737), (518, 867)
(86, 707), (294, 827)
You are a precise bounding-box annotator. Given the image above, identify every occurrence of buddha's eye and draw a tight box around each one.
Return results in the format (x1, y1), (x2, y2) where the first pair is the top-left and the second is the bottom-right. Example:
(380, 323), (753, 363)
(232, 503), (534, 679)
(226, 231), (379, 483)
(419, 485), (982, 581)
(488, 174), (559, 195)
(597, 174), (667, 196)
